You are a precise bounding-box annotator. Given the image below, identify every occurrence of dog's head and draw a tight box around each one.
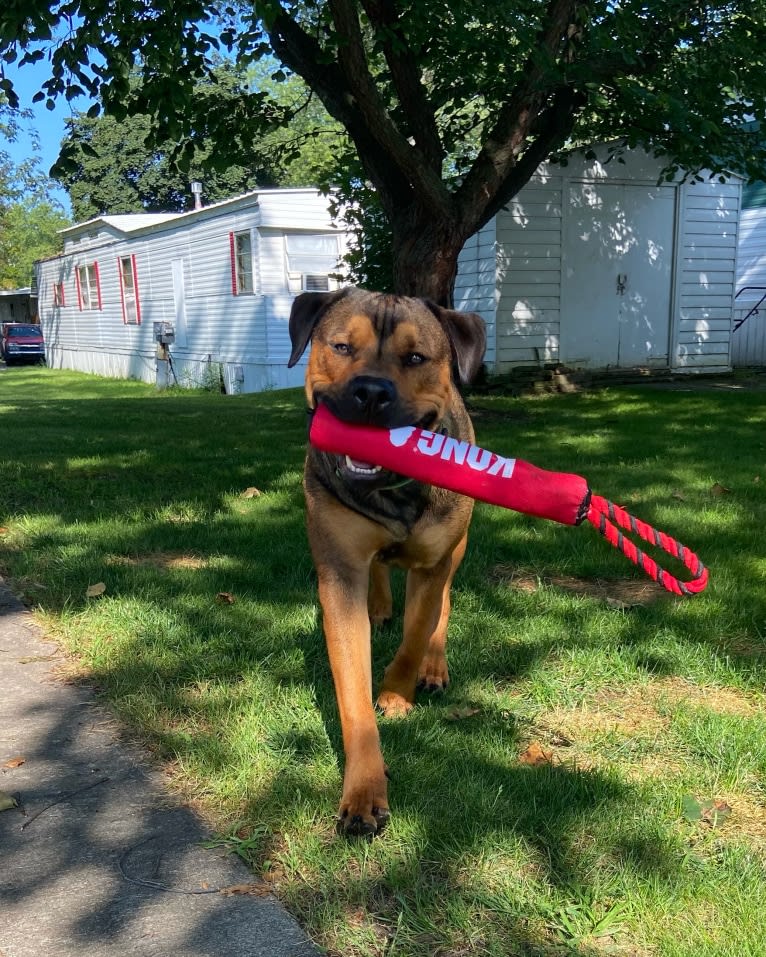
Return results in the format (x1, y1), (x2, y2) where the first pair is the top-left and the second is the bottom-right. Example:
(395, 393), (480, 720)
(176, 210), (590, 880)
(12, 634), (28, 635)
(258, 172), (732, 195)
(288, 288), (486, 437)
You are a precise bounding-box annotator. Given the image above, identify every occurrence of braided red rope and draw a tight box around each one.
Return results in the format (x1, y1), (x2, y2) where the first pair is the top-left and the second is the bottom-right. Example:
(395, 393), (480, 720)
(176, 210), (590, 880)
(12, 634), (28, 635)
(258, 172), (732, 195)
(586, 495), (708, 596)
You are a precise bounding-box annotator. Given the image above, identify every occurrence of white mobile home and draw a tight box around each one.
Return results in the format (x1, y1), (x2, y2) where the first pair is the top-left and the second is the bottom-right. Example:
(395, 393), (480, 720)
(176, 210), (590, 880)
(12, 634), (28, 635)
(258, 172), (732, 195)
(732, 182), (766, 366)
(36, 189), (347, 393)
(455, 146), (742, 374)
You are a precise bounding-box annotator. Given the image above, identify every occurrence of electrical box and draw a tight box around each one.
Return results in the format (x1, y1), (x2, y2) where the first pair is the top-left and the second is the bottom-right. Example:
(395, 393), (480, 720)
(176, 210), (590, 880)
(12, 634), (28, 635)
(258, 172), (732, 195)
(153, 321), (175, 344)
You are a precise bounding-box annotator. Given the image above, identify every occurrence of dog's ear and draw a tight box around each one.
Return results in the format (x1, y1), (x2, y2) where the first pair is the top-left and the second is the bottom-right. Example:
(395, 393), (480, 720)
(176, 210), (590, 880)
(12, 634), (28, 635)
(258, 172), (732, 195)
(287, 288), (351, 368)
(424, 302), (487, 385)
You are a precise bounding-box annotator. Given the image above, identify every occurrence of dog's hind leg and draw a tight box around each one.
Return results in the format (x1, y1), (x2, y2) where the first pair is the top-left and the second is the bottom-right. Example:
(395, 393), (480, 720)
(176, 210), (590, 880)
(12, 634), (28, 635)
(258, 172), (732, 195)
(377, 533), (467, 716)
(368, 558), (393, 625)
(417, 533), (467, 693)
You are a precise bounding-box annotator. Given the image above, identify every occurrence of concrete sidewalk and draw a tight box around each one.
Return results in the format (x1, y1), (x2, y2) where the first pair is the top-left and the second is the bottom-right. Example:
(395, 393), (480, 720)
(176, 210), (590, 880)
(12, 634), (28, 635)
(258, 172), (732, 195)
(0, 580), (320, 957)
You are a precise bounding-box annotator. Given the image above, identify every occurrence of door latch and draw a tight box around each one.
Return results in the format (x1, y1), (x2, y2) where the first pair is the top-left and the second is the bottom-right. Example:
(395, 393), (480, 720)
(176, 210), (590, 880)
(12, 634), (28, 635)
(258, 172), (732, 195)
(616, 273), (628, 296)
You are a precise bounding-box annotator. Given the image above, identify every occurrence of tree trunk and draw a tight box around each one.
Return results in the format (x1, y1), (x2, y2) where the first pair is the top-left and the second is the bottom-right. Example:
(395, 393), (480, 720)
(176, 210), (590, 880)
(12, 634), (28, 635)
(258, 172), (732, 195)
(390, 209), (467, 307)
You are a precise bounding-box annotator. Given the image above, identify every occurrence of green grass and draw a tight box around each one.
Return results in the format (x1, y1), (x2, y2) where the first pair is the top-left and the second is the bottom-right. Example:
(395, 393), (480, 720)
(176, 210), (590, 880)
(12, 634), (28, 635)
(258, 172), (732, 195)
(2, 366), (766, 956)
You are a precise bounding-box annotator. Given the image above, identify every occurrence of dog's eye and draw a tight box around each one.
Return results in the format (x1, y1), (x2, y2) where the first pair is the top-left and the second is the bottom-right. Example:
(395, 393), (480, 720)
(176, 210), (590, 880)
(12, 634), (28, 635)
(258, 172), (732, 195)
(332, 342), (352, 356)
(403, 352), (427, 367)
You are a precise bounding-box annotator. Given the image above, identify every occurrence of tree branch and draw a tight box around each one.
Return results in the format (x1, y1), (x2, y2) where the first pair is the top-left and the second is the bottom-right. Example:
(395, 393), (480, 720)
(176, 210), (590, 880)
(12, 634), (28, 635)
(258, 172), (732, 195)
(358, 0), (443, 171)
(325, 0), (449, 210)
(455, 0), (581, 225)
(471, 85), (587, 229)
(268, 2), (449, 217)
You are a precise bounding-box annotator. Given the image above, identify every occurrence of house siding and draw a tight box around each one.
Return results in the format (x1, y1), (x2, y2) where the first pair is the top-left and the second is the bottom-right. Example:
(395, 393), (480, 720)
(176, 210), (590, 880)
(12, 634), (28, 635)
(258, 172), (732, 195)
(732, 207), (766, 365)
(494, 177), (563, 368)
(454, 218), (498, 368)
(36, 190), (345, 393)
(456, 147), (741, 376)
(674, 181), (740, 370)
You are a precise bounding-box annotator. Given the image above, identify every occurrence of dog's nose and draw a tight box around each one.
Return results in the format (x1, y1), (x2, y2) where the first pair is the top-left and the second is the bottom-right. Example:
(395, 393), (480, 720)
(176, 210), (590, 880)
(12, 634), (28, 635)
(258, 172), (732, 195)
(351, 375), (396, 418)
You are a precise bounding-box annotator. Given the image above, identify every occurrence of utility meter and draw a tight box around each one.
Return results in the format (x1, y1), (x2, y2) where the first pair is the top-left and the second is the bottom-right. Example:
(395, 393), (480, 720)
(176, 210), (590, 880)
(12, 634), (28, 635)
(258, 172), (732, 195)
(153, 321), (175, 344)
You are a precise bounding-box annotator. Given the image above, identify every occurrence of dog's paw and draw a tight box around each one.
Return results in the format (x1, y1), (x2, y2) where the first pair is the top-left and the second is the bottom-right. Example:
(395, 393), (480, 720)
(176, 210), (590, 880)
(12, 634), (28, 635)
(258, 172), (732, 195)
(336, 804), (390, 838)
(337, 768), (390, 838)
(417, 650), (450, 692)
(376, 690), (414, 718)
(368, 607), (392, 627)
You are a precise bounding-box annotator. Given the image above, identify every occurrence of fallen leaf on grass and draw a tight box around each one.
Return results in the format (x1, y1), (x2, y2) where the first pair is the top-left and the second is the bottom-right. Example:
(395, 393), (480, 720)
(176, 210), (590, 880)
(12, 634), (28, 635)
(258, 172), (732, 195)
(240, 487), (262, 499)
(0, 790), (18, 812)
(216, 591), (236, 604)
(444, 705), (481, 722)
(2, 756), (25, 769)
(0, 526), (8, 535)
(519, 742), (554, 766)
(682, 795), (732, 827)
(710, 482), (731, 496)
(219, 882), (269, 897)
(86, 582), (106, 598)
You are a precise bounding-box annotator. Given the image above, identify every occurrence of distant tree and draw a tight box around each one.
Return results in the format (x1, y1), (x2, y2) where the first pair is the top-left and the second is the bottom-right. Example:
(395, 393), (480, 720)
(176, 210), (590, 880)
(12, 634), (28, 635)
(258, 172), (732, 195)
(0, 199), (70, 289)
(0, 98), (69, 288)
(58, 109), (263, 220)
(2, 1), (765, 304)
(57, 62), (349, 221)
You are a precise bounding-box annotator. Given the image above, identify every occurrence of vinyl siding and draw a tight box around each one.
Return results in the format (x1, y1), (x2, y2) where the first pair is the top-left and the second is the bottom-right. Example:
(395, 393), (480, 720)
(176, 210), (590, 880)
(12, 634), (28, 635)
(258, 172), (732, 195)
(454, 219), (497, 367)
(455, 148), (741, 374)
(674, 181), (740, 370)
(732, 208), (766, 365)
(37, 190), (344, 392)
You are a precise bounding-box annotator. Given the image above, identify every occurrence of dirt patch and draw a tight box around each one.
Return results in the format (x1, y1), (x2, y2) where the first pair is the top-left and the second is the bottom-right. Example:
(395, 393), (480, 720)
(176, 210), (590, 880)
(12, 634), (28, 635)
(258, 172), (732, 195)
(651, 676), (762, 718)
(105, 552), (209, 571)
(493, 565), (665, 607)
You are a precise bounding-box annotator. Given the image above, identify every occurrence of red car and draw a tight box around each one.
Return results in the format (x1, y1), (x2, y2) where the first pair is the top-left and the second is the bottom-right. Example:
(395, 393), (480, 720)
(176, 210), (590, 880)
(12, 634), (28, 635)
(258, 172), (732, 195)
(1, 323), (46, 365)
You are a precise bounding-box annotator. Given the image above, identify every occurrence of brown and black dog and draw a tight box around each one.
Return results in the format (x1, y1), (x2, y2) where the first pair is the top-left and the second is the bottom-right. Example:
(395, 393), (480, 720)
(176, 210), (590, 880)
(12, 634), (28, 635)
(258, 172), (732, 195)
(288, 287), (486, 836)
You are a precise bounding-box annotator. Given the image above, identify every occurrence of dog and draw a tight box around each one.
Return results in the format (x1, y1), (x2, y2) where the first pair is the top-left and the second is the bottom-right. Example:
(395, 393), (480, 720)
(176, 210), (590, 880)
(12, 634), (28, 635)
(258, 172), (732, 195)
(288, 287), (486, 836)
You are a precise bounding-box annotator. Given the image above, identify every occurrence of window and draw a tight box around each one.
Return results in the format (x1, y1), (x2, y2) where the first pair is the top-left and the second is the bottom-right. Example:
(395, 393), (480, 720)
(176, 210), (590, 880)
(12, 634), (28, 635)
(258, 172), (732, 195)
(285, 233), (339, 293)
(75, 262), (102, 311)
(53, 283), (65, 307)
(118, 255), (141, 324)
(229, 231), (254, 295)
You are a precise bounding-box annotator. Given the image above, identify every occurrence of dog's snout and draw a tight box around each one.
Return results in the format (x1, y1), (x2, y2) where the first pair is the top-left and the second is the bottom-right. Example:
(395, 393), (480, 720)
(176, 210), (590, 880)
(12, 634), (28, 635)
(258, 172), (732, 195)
(351, 375), (396, 418)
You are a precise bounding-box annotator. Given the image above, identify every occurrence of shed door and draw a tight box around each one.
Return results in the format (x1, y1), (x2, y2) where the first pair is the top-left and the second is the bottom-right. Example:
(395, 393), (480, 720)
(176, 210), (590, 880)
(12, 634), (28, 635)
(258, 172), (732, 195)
(560, 182), (676, 368)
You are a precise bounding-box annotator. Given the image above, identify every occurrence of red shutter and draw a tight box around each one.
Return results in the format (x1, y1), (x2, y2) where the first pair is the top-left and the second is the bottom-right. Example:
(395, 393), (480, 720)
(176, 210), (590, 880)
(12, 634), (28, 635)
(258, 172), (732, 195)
(75, 269), (82, 310)
(94, 261), (103, 310)
(117, 257), (126, 323)
(229, 231), (238, 295)
(132, 256), (141, 324)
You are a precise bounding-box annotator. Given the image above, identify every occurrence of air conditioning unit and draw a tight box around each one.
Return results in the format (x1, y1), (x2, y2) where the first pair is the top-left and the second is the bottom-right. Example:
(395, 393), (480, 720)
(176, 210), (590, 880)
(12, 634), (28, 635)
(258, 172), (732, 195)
(302, 273), (331, 292)
(287, 271), (338, 294)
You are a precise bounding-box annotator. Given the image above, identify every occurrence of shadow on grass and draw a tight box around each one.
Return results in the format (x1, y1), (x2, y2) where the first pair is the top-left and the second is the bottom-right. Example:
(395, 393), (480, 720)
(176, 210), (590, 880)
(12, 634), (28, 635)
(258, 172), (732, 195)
(2, 370), (766, 953)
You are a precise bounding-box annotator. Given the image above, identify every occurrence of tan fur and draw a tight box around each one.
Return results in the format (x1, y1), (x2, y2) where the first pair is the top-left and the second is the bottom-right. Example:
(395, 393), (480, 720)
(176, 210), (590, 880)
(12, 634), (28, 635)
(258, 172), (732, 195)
(288, 288), (486, 835)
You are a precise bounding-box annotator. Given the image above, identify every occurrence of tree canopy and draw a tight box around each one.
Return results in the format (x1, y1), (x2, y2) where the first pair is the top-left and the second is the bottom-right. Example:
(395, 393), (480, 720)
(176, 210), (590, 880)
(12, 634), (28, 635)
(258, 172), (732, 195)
(0, 98), (69, 288)
(57, 63), (348, 221)
(2, 1), (764, 302)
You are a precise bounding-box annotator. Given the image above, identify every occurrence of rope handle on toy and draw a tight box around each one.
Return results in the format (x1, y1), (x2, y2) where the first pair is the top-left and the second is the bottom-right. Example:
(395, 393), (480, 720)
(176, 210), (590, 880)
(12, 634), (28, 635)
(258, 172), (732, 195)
(586, 495), (707, 596)
(309, 404), (709, 597)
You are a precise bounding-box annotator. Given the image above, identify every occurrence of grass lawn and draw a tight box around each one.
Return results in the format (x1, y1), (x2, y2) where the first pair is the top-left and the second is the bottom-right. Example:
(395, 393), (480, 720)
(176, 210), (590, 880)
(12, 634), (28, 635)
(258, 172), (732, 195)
(1, 366), (765, 956)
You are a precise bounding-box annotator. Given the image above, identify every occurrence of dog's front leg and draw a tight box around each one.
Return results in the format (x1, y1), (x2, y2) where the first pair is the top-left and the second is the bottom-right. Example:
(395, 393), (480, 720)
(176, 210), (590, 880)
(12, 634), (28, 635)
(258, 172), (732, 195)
(316, 563), (390, 836)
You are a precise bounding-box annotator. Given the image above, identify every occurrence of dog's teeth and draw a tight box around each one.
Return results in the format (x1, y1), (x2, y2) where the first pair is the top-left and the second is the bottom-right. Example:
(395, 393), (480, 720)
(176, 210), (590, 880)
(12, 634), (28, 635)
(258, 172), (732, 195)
(344, 455), (381, 475)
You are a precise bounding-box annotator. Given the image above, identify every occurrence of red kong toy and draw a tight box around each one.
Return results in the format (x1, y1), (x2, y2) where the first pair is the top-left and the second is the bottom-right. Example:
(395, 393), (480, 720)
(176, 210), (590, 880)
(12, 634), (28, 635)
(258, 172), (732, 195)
(310, 404), (709, 597)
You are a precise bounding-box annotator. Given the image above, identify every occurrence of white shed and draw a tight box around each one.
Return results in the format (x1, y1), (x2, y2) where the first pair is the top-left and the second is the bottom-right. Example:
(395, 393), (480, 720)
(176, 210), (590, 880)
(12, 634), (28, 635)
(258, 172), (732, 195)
(35, 189), (347, 393)
(455, 146), (742, 374)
